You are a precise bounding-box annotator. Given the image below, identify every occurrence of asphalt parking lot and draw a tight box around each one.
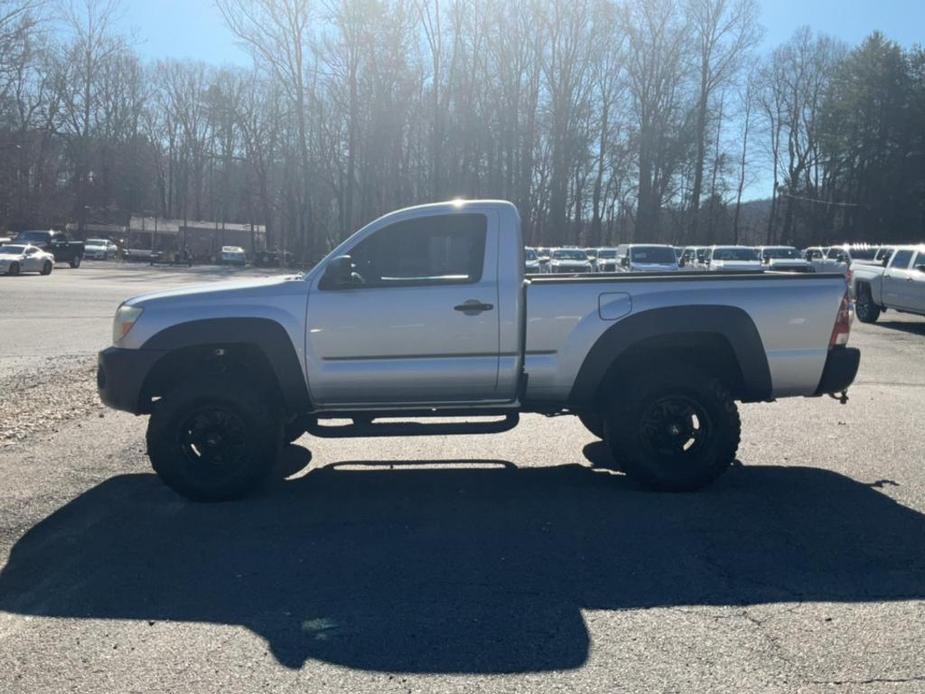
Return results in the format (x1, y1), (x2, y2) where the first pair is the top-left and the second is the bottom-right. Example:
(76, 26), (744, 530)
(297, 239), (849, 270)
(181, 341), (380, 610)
(1, 262), (924, 693)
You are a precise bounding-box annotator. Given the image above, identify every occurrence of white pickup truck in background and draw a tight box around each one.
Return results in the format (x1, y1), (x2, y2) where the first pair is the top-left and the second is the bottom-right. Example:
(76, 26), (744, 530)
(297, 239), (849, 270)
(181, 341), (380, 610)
(850, 245), (925, 323)
(97, 200), (860, 502)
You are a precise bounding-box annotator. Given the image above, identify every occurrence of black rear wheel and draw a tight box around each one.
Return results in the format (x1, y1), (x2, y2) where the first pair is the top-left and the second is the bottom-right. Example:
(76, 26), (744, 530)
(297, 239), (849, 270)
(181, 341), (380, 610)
(69, 255), (81, 268)
(147, 379), (282, 501)
(603, 368), (740, 492)
(8, 262), (19, 276)
(855, 285), (881, 323)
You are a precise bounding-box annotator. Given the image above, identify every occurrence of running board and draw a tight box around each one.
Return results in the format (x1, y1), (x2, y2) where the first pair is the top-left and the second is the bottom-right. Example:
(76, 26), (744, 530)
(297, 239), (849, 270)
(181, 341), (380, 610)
(306, 414), (520, 438)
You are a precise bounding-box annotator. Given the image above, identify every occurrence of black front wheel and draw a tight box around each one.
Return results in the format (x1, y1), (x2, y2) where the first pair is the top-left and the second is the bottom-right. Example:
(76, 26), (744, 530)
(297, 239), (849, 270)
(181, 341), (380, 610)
(603, 368), (740, 492)
(41, 261), (53, 275)
(147, 379), (282, 501)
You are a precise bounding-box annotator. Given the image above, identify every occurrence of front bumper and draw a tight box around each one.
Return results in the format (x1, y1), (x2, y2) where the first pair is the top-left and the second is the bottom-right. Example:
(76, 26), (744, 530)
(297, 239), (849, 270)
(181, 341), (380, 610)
(97, 347), (165, 414)
(814, 347), (861, 396)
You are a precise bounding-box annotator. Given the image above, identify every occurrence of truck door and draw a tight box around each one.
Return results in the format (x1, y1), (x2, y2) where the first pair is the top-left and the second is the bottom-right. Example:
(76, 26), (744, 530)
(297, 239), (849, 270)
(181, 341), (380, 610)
(883, 249), (914, 309)
(904, 251), (925, 313)
(306, 211), (504, 407)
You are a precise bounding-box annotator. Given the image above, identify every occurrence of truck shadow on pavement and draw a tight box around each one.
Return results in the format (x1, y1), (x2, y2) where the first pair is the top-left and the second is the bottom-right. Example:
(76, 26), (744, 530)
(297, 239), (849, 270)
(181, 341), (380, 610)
(874, 319), (925, 336)
(1, 452), (924, 673)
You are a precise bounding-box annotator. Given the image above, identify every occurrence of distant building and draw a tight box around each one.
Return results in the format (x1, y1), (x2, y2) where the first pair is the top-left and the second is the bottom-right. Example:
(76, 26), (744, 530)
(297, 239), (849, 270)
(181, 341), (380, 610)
(127, 217), (267, 261)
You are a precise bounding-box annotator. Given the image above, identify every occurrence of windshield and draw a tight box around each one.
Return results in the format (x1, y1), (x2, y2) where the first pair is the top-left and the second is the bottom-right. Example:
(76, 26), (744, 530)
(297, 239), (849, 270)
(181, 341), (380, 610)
(762, 247), (800, 260)
(16, 231), (49, 243)
(597, 249), (616, 259)
(552, 249), (588, 260)
(713, 247), (759, 261)
(525, 248), (538, 261)
(630, 246), (676, 264)
(850, 248), (876, 260)
(0, 245), (26, 255)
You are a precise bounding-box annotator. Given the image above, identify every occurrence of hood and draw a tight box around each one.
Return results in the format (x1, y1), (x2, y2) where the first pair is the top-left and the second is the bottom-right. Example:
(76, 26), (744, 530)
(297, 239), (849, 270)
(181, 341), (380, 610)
(125, 274), (304, 308)
(630, 262), (679, 272)
(711, 260), (763, 272)
(766, 258), (812, 269)
(551, 259), (591, 267)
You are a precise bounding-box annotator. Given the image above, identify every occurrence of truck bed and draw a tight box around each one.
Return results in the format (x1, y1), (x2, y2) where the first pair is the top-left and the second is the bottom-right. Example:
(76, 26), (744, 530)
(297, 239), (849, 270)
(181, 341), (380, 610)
(523, 271), (849, 403)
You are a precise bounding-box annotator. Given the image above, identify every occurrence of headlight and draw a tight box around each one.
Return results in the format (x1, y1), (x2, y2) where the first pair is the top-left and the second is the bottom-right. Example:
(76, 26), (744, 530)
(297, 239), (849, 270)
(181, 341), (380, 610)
(112, 304), (144, 344)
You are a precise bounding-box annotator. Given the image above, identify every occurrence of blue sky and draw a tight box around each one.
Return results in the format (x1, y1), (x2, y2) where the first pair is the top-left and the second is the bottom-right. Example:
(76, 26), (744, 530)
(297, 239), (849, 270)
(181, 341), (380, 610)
(116, 0), (922, 67)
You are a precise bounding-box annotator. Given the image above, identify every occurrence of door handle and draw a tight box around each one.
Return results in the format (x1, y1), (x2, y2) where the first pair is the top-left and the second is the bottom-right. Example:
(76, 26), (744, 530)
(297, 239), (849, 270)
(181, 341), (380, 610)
(454, 299), (494, 314)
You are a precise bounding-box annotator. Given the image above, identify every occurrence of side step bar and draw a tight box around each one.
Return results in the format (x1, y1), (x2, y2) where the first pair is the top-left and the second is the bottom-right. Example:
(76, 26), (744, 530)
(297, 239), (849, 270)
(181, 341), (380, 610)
(306, 413), (520, 438)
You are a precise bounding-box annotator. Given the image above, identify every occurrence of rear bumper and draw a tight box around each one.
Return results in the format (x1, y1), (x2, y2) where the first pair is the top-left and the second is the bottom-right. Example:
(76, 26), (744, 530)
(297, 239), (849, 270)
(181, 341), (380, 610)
(814, 347), (860, 396)
(97, 347), (165, 414)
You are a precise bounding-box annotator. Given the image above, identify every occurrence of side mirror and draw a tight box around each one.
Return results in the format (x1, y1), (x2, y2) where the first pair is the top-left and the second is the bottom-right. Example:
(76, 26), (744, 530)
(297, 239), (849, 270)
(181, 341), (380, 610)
(620, 257), (629, 267)
(320, 254), (360, 289)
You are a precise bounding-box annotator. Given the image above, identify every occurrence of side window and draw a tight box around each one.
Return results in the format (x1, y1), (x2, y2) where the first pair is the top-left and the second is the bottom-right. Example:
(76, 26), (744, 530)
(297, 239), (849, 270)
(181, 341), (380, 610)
(913, 252), (925, 269)
(347, 213), (487, 288)
(889, 250), (913, 269)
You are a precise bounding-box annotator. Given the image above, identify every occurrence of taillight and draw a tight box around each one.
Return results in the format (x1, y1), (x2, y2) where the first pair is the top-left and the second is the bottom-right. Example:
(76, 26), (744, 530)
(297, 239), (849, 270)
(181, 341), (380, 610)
(829, 290), (853, 348)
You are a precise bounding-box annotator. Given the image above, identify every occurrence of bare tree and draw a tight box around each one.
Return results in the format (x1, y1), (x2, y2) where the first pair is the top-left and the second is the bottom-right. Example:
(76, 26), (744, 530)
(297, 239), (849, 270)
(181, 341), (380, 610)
(217, 0), (315, 256)
(685, 0), (760, 238)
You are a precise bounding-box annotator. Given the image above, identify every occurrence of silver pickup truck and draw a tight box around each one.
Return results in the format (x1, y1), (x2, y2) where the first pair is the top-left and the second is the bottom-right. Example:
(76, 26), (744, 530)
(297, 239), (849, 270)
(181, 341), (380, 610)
(850, 244), (925, 322)
(97, 200), (860, 501)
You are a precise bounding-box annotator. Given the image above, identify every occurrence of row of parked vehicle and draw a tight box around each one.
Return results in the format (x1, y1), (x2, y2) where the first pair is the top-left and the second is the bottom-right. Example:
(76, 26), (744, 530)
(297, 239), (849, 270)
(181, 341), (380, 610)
(0, 229), (86, 275)
(525, 243), (829, 274)
(523, 241), (925, 322)
(0, 228), (268, 274)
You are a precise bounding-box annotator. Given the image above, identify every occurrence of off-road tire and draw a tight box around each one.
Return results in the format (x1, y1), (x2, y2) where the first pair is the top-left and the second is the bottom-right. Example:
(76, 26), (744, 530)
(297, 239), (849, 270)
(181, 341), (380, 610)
(146, 378), (282, 501)
(855, 284), (881, 324)
(603, 368), (740, 492)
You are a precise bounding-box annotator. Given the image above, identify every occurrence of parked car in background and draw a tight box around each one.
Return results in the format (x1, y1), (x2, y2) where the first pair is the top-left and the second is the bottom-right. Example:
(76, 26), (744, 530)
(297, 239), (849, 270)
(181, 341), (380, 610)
(548, 247), (593, 273)
(758, 246), (814, 273)
(0, 244), (55, 275)
(595, 247), (618, 272)
(14, 230), (84, 267)
(813, 245), (879, 275)
(98, 199), (860, 501)
(0, 236), (12, 246)
(524, 247), (542, 273)
(123, 248), (159, 263)
(84, 238), (120, 260)
(874, 247), (895, 265)
(706, 246), (763, 272)
(803, 247), (828, 269)
(679, 246), (704, 270)
(220, 246), (247, 266)
(615, 244), (680, 272)
(850, 245), (925, 322)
